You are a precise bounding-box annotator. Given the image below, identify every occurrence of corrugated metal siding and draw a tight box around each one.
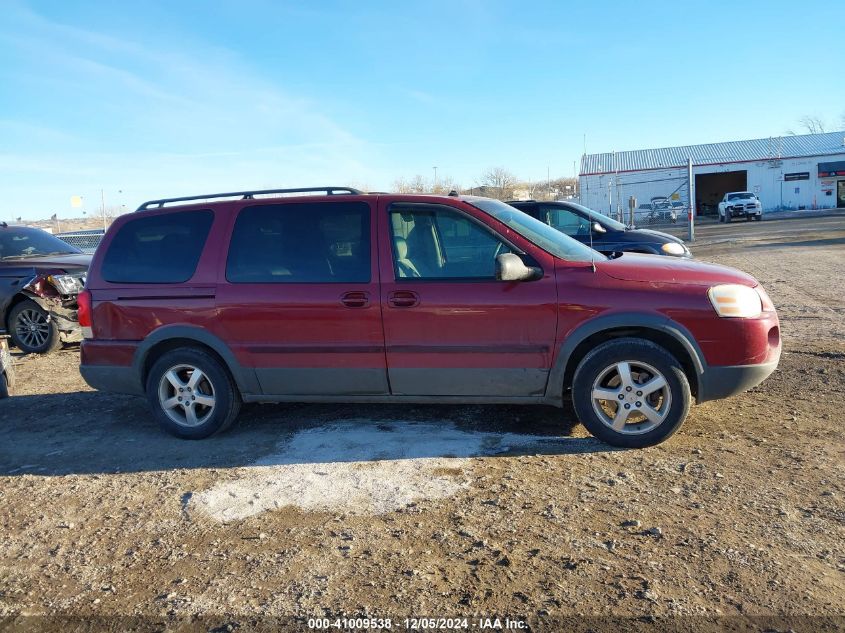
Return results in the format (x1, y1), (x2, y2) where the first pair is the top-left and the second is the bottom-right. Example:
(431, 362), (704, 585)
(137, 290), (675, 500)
(581, 131), (845, 175)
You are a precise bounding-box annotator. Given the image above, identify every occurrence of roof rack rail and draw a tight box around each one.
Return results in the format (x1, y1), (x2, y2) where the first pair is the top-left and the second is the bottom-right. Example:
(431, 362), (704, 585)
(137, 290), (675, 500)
(136, 186), (364, 211)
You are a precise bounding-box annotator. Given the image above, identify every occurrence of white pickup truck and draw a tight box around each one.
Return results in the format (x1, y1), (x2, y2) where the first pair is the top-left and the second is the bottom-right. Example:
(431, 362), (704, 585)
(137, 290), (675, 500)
(718, 191), (762, 222)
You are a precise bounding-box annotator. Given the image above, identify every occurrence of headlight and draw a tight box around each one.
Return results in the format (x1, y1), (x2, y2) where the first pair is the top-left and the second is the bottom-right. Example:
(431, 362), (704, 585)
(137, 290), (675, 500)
(660, 242), (686, 256)
(48, 273), (86, 295)
(708, 284), (762, 318)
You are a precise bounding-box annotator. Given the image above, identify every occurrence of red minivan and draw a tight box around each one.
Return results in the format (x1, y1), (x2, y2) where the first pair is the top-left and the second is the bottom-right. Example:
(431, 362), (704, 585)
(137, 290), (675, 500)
(79, 187), (780, 448)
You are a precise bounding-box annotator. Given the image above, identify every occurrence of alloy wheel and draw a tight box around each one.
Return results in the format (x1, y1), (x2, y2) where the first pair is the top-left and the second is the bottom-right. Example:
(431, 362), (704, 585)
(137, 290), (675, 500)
(590, 360), (672, 435)
(14, 308), (50, 350)
(157, 364), (217, 427)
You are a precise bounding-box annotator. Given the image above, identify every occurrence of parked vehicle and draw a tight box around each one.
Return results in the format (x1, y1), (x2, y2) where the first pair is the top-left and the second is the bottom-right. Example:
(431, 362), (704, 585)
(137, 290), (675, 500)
(718, 192), (762, 222)
(0, 335), (13, 397)
(0, 223), (91, 353)
(649, 197), (678, 223)
(508, 200), (690, 257)
(79, 187), (780, 448)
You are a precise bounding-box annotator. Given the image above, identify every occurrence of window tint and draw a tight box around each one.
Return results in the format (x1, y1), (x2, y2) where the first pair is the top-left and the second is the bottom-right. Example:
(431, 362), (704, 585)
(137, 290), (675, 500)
(101, 210), (213, 283)
(543, 206), (591, 236)
(390, 204), (510, 279)
(226, 202), (370, 283)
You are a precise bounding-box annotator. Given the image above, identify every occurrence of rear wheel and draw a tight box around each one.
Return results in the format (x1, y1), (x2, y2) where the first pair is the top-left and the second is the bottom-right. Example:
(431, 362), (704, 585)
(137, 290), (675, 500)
(145, 347), (241, 439)
(571, 338), (691, 448)
(8, 300), (61, 354)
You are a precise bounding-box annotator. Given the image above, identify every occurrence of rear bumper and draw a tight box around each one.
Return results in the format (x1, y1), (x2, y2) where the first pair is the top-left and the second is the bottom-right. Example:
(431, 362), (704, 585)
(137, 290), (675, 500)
(697, 358), (779, 403)
(80, 364), (144, 395)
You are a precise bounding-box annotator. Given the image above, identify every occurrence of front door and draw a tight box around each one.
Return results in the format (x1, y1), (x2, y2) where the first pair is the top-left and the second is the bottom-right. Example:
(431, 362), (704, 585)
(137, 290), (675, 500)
(216, 199), (388, 396)
(378, 199), (558, 397)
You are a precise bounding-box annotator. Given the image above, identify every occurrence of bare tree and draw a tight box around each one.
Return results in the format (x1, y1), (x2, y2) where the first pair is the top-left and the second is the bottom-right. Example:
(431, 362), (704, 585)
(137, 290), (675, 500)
(393, 174), (460, 194)
(479, 167), (517, 200)
(799, 115), (827, 134)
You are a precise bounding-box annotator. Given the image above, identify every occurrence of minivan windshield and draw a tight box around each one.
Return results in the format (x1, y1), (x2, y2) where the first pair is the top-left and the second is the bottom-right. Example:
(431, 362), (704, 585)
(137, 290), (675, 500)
(0, 227), (82, 259)
(466, 197), (605, 263)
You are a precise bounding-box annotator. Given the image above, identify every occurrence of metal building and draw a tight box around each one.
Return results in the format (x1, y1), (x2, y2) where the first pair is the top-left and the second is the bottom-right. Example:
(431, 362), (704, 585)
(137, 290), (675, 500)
(579, 131), (845, 220)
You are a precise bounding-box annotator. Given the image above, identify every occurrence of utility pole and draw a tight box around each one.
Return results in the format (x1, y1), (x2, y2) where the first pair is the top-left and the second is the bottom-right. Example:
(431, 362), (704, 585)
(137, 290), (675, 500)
(547, 166), (551, 201)
(432, 166), (438, 191)
(687, 158), (695, 242)
(573, 160), (578, 200)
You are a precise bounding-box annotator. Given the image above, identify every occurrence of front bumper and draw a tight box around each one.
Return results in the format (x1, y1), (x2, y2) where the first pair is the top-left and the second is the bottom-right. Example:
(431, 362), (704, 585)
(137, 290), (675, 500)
(30, 296), (82, 341)
(727, 206), (761, 217)
(697, 357), (779, 403)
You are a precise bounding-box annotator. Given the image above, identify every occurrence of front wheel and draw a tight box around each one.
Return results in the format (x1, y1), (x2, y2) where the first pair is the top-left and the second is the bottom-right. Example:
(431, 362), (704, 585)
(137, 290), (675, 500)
(145, 347), (241, 439)
(754, 214), (762, 221)
(571, 338), (691, 448)
(8, 299), (61, 354)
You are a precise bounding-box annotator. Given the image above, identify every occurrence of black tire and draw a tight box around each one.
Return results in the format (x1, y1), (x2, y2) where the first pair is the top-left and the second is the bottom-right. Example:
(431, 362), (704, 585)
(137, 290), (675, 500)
(754, 214), (762, 221)
(8, 299), (61, 354)
(145, 347), (241, 439)
(571, 338), (691, 448)
(719, 213), (724, 223)
(725, 213), (731, 223)
(0, 372), (9, 399)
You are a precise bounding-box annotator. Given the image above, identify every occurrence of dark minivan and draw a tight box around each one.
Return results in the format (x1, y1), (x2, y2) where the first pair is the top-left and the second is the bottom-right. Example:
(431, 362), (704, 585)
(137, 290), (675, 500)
(79, 187), (780, 448)
(508, 200), (690, 258)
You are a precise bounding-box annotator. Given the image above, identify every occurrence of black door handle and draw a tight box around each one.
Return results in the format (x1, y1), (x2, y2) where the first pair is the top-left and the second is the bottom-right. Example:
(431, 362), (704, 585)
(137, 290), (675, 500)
(388, 290), (420, 308)
(340, 291), (369, 308)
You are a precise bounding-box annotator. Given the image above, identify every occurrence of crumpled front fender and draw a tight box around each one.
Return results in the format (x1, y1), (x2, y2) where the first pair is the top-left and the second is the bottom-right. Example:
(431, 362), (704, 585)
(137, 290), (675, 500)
(20, 277), (81, 337)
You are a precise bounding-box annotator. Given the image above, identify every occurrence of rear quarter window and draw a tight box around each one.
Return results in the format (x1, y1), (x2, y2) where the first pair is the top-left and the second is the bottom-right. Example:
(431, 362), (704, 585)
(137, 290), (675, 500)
(101, 210), (214, 283)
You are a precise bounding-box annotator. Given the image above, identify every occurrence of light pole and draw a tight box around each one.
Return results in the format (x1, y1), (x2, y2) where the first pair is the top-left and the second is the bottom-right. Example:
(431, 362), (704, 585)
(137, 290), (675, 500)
(100, 189), (107, 232)
(432, 166), (438, 191)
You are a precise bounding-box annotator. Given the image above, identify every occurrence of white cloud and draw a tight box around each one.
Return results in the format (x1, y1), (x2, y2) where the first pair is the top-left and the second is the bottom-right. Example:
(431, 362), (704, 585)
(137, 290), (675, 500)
(0, 3), (382, 217)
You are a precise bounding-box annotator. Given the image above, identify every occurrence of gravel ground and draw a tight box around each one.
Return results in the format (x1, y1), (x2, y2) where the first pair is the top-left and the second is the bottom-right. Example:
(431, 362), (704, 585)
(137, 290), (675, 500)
(1, 218), (843, 632)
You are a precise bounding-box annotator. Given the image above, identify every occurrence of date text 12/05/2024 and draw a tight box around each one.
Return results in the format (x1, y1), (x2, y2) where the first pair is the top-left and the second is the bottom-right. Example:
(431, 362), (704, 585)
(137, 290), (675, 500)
(307, 617), (528, 630)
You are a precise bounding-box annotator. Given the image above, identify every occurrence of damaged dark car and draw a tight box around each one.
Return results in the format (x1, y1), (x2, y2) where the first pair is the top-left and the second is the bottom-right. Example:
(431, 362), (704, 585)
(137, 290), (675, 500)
(0, 223), (91, 353)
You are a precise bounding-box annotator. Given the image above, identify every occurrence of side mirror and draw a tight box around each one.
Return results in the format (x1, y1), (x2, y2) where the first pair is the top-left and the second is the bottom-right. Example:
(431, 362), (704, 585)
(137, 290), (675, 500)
(496, 253), (540, 282)
(592, 222), (606, 234)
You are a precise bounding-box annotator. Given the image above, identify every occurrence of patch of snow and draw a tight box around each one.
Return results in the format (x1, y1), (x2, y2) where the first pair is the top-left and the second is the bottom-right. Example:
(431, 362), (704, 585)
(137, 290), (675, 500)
(191, 420), (562, 521)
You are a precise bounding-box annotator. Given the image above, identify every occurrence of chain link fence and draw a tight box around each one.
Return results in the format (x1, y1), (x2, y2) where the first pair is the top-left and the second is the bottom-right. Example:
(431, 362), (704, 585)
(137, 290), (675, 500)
(55, 230), (105, 254)
(579, 162), (696, 240)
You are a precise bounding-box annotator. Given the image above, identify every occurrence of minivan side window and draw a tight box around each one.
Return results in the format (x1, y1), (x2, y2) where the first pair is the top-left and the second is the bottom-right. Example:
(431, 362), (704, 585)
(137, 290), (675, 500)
(226, 202), (370, 283)
(101, 210), (213, 284)
(389, 204), (511, 279)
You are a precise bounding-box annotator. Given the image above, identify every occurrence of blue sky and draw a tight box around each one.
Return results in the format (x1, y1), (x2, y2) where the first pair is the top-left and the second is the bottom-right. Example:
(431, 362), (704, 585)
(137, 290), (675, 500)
(1, 0), (843, 219)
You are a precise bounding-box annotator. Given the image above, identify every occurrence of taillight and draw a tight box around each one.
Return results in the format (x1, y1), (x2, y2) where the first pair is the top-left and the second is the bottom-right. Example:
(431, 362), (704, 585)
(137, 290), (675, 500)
(78, 290), (93, 338)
